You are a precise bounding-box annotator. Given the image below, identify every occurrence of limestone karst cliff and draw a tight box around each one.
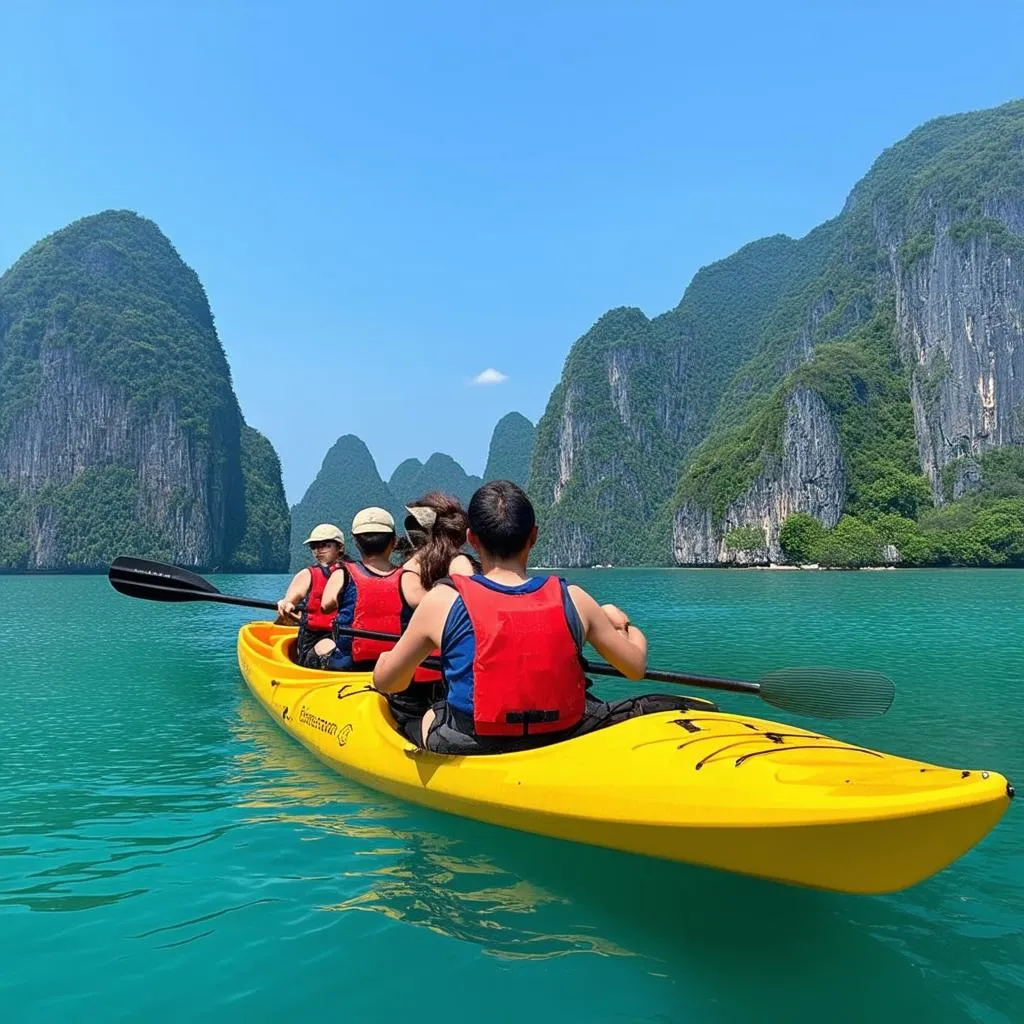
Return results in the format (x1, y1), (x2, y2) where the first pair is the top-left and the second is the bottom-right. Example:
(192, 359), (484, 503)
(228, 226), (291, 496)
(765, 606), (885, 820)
(0, 210), (289, 571)
(529, 100), (1024, 566)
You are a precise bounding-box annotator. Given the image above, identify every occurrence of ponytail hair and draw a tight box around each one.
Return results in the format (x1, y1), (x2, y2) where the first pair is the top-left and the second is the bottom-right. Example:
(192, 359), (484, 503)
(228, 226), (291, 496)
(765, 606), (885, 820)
(406, 491), (469, 589)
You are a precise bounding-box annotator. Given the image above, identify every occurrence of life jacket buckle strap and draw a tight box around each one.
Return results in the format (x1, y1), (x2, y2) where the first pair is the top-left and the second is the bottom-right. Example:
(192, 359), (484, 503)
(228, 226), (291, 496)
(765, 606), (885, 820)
(505, 709), (560, 735)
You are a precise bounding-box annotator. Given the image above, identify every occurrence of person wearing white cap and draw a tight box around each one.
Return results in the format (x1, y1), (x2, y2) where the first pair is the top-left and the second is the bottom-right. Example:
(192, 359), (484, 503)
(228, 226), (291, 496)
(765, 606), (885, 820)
(317, 507), (404, 671)
(277, 523), (345, 667)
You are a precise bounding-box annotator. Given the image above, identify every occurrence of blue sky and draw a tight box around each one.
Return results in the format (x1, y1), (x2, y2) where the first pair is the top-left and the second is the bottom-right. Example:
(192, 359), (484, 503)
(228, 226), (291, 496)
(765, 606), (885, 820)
(2, 1), (1022, 502)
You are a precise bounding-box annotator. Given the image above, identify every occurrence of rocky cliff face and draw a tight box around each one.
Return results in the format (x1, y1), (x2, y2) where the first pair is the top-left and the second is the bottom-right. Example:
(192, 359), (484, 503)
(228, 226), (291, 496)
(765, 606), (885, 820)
(0, 210), (288, 571)
(661, 101), (1024, 564)
(528, 235), (825, 566)
(891, 205), (1024, 499)
(0, 345), (237, 568)
(673, 389), (845, 564)
(528, 308), (670, 566)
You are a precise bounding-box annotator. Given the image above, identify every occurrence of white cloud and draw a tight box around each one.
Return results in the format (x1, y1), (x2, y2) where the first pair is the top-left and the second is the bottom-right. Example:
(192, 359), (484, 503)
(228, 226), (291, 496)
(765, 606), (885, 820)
(470, 368), (508, 386)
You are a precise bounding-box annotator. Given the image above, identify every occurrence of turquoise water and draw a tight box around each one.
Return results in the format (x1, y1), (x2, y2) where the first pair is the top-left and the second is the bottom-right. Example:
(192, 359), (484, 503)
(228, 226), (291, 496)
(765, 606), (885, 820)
(2, 569), (1021, 1022)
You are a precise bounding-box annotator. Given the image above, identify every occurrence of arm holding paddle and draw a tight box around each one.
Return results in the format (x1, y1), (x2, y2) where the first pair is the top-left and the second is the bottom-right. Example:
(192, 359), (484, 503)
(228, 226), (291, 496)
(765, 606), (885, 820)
(277, 568), (311, 622)
(106, 557), (896, 720)
(570, 589), (647, 681)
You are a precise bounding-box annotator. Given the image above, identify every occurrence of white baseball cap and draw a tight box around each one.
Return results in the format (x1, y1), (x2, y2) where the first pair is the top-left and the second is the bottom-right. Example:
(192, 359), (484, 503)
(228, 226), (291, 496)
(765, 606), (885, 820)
(303, 523), (344, 545)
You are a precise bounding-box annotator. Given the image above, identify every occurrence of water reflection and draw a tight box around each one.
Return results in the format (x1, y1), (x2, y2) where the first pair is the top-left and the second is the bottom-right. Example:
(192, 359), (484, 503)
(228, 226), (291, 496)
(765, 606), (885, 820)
(230, 696), (635, 961)
(229, 692), (986, 1019)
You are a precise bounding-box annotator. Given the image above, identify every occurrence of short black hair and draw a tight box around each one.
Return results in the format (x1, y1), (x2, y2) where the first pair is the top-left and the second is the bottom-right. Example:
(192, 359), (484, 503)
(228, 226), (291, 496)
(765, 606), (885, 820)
(354, 532), (395, 557)
(467, 480), (536, 558)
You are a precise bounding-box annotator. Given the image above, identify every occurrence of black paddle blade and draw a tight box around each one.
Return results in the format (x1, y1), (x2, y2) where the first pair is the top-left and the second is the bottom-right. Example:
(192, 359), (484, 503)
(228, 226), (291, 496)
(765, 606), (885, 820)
(757, 666), (896, 719)
(108, 556), (221, 602)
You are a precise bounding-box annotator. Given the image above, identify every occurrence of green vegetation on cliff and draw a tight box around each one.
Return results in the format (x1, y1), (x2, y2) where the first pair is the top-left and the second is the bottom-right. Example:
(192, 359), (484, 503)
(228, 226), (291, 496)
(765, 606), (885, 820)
(528, 231), (832, 564)
(0, 210), (235, 447)
(529, 307), (672, 565)
(677, 103), (1024, 517)
(483, 412), (535, 486)
(0, 483), (30, 570)
(783, 446), (1024, 568)
(388, 452), (482, 506)
(38, 467), (175, 569)
(0, 210), (290, 571)
(290, 435), (397, 571)
(228, 425), (291, 572)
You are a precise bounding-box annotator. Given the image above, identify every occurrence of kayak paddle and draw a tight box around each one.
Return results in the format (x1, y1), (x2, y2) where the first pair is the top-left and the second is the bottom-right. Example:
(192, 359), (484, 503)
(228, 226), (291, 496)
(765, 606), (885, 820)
(108, 556), (895, 719)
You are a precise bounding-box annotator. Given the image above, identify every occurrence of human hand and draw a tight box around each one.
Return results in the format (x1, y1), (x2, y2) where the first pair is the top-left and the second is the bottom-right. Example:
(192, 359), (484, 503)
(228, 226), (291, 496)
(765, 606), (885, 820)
(600, 603), (631, 632)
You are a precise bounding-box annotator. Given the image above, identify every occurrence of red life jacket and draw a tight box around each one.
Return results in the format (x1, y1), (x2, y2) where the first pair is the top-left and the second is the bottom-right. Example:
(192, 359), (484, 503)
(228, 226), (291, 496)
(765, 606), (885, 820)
(344, 561), (404, 663)
(449, 575), (586, 737)
(400, 570), (442, 685)
(302, 562), (341, 632)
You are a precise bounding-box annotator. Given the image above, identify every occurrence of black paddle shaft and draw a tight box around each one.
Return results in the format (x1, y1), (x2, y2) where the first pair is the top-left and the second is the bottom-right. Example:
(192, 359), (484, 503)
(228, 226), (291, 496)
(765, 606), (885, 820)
(106, 567), (412, 646)
(107, 556), (894, 718)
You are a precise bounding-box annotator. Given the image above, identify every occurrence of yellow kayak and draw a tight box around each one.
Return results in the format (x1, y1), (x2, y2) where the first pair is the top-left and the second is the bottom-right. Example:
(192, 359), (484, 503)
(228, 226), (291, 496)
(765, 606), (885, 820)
(237, 621), (1012, 894)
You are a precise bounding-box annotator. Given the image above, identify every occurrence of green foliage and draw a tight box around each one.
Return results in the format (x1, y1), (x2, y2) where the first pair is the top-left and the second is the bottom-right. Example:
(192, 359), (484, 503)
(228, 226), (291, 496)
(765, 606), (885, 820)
(0, 210), (237, 450)
(897, 231), (935, 268)
(918, 499), (1024, 566)
(943, 445), (1024, 502)
(483, 412), (535, 486)
(948, 217), (1024, 255)
(290, 435), (399, 571)
(0, 482), (31, 569)
(723, 525), (766, 551)
(35, 467), (174, 569)
(854, 467), (933, 520)
(810, 515), (884, 568)
(227, 425), (291, 572)
(975, 446), (1024, 497)
(675, 395), (786, 520)
(390, 452), (482, 507)
(799, 485), (1024, 568)
(779, 513), (826, 563)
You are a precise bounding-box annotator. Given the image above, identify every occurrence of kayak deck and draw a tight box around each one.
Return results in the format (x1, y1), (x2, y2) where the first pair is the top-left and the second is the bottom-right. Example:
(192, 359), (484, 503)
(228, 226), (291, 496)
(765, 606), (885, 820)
(237, 621), (1012, 894)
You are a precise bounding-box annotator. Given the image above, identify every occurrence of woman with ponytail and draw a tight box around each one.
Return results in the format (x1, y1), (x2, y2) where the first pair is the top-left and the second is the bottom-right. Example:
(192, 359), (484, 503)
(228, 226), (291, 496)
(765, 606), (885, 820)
(388, 492), (476, 738)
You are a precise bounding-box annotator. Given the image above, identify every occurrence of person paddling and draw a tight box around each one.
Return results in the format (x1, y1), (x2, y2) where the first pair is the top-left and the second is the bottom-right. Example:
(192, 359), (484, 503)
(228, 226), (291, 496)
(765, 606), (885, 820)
(277, 524), (345, 668)
(388, 493), (477, 738)
(373, 481), (657, 753)
(317, 507), (404, 670)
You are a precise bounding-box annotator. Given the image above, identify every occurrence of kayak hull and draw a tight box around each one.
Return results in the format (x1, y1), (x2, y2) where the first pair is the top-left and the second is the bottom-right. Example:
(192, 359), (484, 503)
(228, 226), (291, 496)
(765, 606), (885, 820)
(237, 622), (1012, 894)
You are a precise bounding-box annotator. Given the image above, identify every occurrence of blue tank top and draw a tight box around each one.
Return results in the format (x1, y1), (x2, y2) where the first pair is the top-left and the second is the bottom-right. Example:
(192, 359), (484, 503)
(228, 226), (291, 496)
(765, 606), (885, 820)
(441, 575), (583, 718)
(329, 565), (359, 669)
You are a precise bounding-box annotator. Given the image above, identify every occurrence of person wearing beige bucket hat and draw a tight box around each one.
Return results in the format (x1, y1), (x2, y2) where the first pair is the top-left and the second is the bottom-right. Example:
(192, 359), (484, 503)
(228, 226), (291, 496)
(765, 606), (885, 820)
(315, 507), (405, 671)
(277, 523), (345, 668)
